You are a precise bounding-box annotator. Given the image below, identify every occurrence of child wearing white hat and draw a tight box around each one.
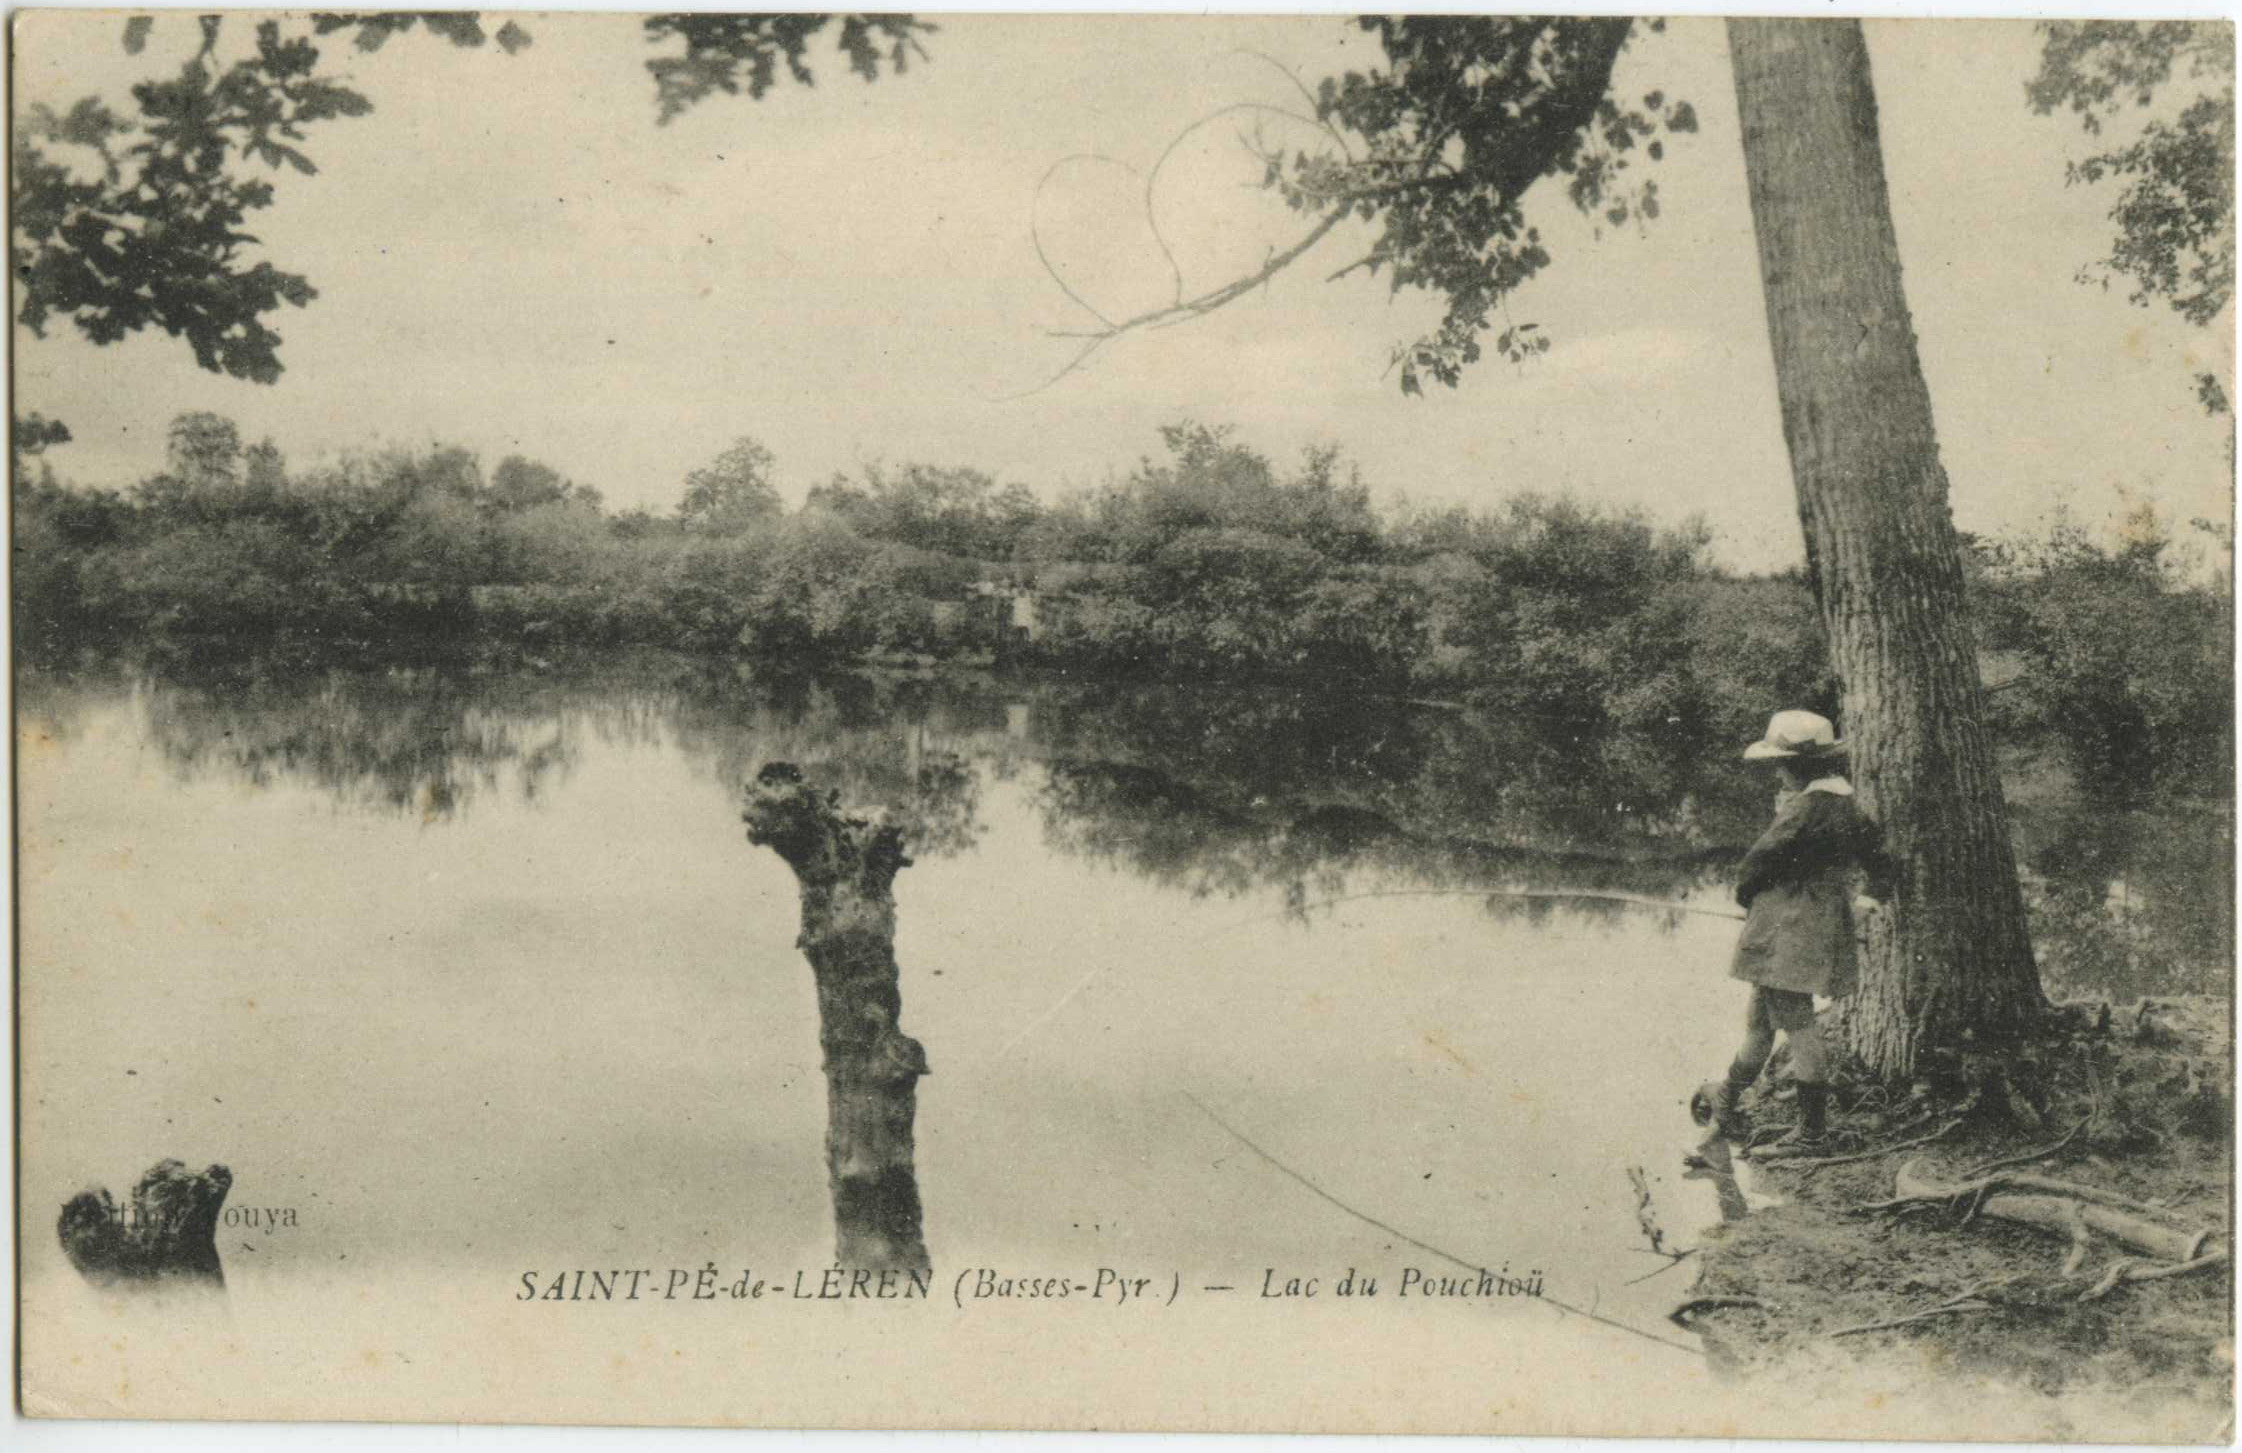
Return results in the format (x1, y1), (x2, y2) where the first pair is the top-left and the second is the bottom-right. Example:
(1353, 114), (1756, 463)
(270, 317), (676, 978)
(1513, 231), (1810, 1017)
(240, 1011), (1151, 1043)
(1696, 709), (1894, 1155)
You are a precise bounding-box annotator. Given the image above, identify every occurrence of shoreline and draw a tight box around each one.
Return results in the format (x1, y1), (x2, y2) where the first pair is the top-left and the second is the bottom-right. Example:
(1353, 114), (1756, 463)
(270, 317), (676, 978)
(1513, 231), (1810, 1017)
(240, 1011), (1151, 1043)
(1675, 993), (2234, 1431)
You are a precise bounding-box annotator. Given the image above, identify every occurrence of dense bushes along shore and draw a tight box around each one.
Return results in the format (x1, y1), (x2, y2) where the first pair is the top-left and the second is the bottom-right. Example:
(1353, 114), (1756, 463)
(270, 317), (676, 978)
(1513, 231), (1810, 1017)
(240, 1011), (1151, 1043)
(14, 415), (2231, 799)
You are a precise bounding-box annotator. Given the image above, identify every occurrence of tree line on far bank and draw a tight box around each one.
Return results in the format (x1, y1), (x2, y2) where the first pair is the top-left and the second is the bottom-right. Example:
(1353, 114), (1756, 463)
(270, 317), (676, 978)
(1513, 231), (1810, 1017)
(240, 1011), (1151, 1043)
(13, 412), (2231, 801)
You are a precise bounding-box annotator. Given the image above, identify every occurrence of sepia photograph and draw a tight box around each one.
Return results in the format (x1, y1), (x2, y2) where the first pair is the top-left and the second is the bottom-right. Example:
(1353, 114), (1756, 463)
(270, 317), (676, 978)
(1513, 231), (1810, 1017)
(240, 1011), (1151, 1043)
(10, 8), (2237, 1441)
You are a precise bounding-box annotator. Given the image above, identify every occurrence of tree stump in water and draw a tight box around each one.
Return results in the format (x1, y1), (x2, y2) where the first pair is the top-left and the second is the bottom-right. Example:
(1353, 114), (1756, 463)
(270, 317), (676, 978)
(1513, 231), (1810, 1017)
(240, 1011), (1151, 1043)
(58, 1159), (232, 1289)
(743, 762), (931, 1273)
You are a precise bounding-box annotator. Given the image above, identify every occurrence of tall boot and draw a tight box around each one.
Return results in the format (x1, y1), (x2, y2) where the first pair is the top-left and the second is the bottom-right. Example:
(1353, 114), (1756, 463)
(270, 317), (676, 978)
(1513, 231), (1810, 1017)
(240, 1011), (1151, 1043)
(1798, 1081), (1828, 1137)
(1766, 1082), (1829, 1152)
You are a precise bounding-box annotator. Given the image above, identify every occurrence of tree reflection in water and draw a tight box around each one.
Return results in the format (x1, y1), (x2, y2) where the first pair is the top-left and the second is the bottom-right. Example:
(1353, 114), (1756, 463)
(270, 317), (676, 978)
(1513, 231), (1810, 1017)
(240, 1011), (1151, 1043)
(112, 661), (575, 816)
(1029, 678), (1755, 926)
(20, 651), (2227, 992)
(85, 655), (988, 846)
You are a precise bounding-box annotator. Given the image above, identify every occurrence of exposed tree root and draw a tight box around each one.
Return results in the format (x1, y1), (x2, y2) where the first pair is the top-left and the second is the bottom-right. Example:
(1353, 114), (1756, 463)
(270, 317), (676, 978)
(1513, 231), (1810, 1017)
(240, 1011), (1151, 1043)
(1958, 1118), (2087, 1179)
(1825, 1248), (2232, 1341)
(2080, 1251), (2230, 1302)
(1873, 1158), (2199, 1249)
(1762, 1110), (1971, 1171)
(1822, 1156), (2230, 1337)
(1693, 996), (2231, 1413)
(1827, 1296), (1992, 1338)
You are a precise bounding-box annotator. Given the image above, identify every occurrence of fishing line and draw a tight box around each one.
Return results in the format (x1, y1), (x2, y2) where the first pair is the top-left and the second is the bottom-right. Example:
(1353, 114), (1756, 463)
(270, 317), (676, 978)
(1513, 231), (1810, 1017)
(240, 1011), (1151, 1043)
(1211, 885), (1748, 934)
(987, 890), (1731, 1355)
(1181, 1090), (1705, 1358)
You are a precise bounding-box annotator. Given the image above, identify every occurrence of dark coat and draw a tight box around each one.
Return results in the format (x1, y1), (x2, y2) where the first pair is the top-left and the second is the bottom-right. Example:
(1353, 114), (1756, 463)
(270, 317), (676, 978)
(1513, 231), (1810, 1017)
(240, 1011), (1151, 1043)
(1729, 785), (1894, 997)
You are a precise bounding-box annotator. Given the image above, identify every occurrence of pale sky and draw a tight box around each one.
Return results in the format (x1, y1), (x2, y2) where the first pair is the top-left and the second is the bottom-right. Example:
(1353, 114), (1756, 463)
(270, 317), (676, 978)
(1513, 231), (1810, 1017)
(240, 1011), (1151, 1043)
(12, 11), (2235, 572)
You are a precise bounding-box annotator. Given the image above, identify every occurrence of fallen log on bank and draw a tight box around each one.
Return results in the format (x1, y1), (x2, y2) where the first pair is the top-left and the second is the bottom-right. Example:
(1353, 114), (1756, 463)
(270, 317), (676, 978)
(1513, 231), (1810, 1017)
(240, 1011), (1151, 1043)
(1874, 1157), (2215, 1266)
(1812, 1152), (2232, 1340)
(743, 762), (931, 1275)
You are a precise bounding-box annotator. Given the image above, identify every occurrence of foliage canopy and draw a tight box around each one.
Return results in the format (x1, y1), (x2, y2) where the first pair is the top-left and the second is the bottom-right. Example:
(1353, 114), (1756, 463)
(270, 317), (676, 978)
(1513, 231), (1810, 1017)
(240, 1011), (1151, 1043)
(11, 12), (928, 399)
(2028, 21), (2236, 412)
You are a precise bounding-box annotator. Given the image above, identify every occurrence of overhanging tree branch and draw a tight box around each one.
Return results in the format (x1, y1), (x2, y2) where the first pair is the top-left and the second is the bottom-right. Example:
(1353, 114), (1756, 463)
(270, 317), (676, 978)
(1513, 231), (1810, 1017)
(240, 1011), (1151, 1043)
(1005, 206), (1350, 400)
(1012, 17), (1685, 397)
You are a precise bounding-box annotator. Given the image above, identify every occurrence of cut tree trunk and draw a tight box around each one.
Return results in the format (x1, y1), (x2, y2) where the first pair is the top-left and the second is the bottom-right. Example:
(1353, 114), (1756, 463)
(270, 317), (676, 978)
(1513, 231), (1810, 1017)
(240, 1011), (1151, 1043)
(742, 762), (932, 1273)
(57, 1159), (231, 1289)
(1727, 18), (2044, 1078)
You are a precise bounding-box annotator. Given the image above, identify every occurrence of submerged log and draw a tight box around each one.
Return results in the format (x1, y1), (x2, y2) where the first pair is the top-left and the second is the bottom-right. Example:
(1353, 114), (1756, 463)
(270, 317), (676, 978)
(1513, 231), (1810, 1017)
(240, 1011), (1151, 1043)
(58, 1159), (232, 1289)
(743, 762), (931, 1274)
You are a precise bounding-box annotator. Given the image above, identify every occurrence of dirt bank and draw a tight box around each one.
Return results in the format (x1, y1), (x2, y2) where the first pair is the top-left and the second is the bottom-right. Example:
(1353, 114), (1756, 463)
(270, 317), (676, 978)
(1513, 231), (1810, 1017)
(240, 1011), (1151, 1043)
(1677, 995), (2233, 1441)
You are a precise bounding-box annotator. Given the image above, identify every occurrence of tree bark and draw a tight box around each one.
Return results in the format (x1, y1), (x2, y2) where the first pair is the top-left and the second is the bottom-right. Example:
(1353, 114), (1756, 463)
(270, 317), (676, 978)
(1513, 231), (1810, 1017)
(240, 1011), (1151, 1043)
(1727, 19), (2044, 1078)
(57, 1159), (231, 1289)
(742, 762), (932, 1273)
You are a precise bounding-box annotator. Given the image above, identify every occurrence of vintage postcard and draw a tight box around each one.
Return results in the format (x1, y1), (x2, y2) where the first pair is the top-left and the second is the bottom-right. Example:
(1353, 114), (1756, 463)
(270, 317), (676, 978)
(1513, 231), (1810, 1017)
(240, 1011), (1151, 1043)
(11, 8), (2236, 1440)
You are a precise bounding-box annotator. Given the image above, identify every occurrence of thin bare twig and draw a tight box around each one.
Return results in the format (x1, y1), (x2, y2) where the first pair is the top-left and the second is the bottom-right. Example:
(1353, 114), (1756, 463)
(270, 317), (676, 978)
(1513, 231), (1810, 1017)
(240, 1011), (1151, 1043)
(1962, 1118), (2088, 1180)
(1827, 1298), (1993, 1338)
(1326, 250), (1383, 284)
(1142, 99), (1333, 306)
(1836, 1247), (2229, 1343)
(1769, 1111), (1971, 1172)
(996, 206), (1348, 401)
(1864, 1163), (2179, 1221)
(2080, 1249), (2230, 1302)
(1219, 48), (1358, 163)
(1006, 86), (1487, 400)
(1028, 152), (1131, 329)
(1623, 1249), (1699, 1286)
(1626, 1163), (1668, 1257)
(1622, 1165), (1695, 1282)
(1006, 17), (1634, 400)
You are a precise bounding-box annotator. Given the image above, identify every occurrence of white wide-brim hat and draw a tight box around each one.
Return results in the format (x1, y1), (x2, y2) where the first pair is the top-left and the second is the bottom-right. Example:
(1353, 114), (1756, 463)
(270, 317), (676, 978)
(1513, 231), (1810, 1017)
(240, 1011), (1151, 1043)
(1742, 709), (1847, 761)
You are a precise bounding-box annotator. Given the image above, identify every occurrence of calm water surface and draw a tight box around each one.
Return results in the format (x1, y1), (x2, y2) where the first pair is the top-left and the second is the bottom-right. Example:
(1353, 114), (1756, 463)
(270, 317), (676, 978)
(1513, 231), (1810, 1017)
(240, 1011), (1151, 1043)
(16, 652), (2230, 1395)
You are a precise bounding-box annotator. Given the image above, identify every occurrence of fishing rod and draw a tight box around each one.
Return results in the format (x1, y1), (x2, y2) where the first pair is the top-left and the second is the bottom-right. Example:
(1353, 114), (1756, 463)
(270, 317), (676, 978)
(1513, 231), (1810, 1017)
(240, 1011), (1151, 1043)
(993, 886), (1740, 1059)
(1232, 885), (1748, 928)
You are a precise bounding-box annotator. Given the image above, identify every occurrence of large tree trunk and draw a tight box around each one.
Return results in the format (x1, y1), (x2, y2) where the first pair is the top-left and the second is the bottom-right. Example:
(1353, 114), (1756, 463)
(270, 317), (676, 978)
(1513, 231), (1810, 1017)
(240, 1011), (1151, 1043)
(742, 763), (932, 1273)
(1727, 19), (2044, 1078)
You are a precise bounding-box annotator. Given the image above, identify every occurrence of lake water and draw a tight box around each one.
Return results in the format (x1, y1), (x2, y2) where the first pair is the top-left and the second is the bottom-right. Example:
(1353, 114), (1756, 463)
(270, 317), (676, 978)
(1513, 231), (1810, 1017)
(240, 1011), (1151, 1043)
(15, 652), (2231, 1431)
